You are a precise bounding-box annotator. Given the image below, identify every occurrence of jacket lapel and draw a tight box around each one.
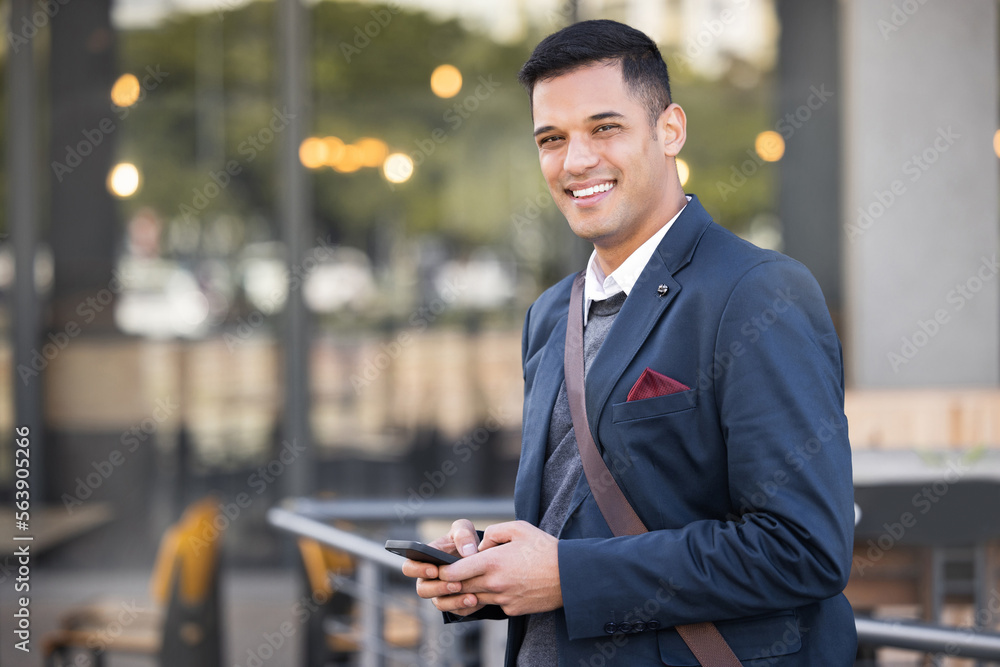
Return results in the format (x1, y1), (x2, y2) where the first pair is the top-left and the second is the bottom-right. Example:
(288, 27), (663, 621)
(585, 195), (713, 435)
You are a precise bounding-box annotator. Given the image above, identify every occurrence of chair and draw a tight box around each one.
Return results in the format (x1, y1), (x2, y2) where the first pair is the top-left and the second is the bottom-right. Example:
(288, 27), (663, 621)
(296, 536), (422, 666)
(43, 497), (224, 666)
(298, 536), (357, 665)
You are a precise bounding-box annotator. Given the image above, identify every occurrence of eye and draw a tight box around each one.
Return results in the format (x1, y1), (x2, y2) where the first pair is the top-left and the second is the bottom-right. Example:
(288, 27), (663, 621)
(595, 124), (619, 133)
(537, 134), (563, 147)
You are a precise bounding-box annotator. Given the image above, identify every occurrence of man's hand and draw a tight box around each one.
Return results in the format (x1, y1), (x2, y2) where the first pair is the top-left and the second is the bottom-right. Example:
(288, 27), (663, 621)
(401, 519), (487, 616)
(436, 520), (562, 617)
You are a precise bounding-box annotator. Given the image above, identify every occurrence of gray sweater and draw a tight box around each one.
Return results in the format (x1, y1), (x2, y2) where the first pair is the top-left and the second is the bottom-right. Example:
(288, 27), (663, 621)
(517, 290), (627, 666)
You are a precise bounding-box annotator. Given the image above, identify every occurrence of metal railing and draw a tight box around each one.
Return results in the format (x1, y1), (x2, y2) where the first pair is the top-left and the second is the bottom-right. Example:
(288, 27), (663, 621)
(856, 616), (1000, 662)
(268, 498), (514, 667)
(269, 497), (1000, 666)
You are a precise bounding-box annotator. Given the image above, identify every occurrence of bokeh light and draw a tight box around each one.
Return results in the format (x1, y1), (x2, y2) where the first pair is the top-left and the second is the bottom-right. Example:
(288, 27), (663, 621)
(993, 129), (1000, 159)
(333, 144), (363, 173)
(111, 73), (141, 107)
(755, 130), (785, 162)
(322, 136), (346, 166)
(383, 153), (415, 184)
(301, 135), (400, 174)
(108, 163), (141, 197)
(676, 158), (690, 187)
(430, 64), (463, 99)
(356, 137), (389, 168)
(299, 137), (327, 169)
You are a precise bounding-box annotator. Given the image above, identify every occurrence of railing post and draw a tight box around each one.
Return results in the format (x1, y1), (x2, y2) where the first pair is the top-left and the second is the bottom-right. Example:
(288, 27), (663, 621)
(358, 559), (385, 667)
(419, 600), (440, 667)
(974, 544), (989, 667)
(931, 547), (945, 623)
(421, 600), (463, 666)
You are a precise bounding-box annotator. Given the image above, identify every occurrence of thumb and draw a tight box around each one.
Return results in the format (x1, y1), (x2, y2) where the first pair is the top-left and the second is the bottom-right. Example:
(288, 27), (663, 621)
(449, 519), (480, 558)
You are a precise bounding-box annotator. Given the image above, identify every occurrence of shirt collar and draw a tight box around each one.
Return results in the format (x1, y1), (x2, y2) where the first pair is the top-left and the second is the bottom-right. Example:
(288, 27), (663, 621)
(583, 196), (690, 324)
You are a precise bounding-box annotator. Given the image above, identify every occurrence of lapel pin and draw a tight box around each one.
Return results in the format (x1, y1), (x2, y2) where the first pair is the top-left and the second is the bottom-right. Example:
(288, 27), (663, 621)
(657, 284), (669, 297)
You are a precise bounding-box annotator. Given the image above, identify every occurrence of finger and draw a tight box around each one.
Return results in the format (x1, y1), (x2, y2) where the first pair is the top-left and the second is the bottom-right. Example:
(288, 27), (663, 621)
(415, 577), (463, 600)
(443, 602), (486, 617)
(449, 519), (480, 558)
(464, 591), (501, 608)
(425, 534), (458, 553)
(479, 520), (523, 550)
(431, 592), (482, 614)
(437, 552), (489, 583)
(401, 559), (438, 580)
(439, 572), (492, 596)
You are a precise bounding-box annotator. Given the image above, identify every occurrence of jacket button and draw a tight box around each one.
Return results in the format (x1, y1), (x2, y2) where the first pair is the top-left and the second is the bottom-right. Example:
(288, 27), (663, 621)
(603, 622), (617, 634)
(632, 621), (646, 632)
(647, 620), (661, 630)
(618, 622), (633, 633)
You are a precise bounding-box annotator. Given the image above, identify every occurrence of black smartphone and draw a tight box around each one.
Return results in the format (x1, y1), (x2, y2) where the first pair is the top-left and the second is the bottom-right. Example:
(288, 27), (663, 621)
(384, 539), (460, 566)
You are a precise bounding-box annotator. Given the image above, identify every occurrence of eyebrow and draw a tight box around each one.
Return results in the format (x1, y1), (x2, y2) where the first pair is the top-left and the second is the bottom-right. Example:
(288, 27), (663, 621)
(533, 111), (626, 137)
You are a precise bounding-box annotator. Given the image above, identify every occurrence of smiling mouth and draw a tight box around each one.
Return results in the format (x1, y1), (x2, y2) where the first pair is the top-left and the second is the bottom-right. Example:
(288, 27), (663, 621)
(570, 181), (615, 198)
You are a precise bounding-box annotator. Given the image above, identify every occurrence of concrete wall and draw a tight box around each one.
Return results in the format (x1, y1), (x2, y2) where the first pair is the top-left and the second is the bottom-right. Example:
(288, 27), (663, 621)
(841, 0), (999, 387)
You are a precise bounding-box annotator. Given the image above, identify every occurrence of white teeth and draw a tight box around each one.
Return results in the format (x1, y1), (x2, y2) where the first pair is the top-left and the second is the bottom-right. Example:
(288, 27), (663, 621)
(572, 182), (614, 198)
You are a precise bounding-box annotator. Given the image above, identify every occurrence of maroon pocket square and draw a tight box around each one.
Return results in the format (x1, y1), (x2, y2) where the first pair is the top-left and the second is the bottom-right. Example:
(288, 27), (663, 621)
(626, 367), (690, 402)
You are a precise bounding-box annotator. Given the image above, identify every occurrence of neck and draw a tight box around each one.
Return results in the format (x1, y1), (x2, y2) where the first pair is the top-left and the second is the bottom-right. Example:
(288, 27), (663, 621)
(592, 191), (688, 275)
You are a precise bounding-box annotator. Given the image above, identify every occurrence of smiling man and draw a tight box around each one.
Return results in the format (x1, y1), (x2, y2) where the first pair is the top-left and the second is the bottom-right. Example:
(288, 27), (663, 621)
(402, 20), (856, 666)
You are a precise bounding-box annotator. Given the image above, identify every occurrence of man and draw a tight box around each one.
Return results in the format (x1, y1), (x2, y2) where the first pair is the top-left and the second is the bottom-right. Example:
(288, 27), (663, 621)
(403, 19), (856, 666)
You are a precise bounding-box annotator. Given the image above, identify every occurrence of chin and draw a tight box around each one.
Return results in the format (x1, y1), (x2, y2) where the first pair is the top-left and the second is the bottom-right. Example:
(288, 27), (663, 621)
(566, 222), (607, 244)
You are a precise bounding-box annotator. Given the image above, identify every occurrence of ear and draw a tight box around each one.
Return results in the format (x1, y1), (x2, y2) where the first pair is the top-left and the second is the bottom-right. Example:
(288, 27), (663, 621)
(657, 103), (687, 157)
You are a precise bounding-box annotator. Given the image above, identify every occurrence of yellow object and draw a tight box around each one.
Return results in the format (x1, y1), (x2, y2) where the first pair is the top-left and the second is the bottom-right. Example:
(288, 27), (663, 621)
(430, 64), (463, 98)
(298, 537), (354, 598)
(356, 137), (389, 168)
(300, 137), (328, 169)
(150, 497), (222, 607)
(111, 73), (141, 107)
(755, 130), (785, 162)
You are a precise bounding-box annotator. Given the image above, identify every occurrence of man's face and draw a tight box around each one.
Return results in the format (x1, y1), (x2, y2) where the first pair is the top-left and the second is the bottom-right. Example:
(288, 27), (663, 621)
(531, 63), (681, 267)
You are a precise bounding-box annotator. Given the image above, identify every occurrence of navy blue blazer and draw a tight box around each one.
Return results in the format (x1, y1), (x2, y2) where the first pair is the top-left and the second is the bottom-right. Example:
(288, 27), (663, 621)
(505, 196), (856, 665)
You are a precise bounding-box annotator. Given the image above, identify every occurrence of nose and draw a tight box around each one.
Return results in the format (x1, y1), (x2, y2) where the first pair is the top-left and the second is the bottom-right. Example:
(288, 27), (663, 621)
(563, 135), (599, 175)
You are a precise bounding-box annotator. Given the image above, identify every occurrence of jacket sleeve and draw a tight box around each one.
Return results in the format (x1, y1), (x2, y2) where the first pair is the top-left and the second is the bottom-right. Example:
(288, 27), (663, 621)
(557, 260), (854, 640)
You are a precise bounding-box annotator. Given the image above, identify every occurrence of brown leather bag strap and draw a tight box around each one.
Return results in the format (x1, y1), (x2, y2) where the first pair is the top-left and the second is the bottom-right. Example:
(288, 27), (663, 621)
(676, 623), (744, 667)
(564, 273), (647, 536)
(563, 273), (742, 667)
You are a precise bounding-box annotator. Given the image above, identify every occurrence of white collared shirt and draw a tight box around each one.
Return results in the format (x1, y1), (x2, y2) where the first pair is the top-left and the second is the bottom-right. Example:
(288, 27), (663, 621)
(583, 196), (690, 324)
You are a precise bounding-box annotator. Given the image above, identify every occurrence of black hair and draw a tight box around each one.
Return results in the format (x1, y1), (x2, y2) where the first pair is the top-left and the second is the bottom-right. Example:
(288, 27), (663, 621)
(518, 19), (672, 126)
